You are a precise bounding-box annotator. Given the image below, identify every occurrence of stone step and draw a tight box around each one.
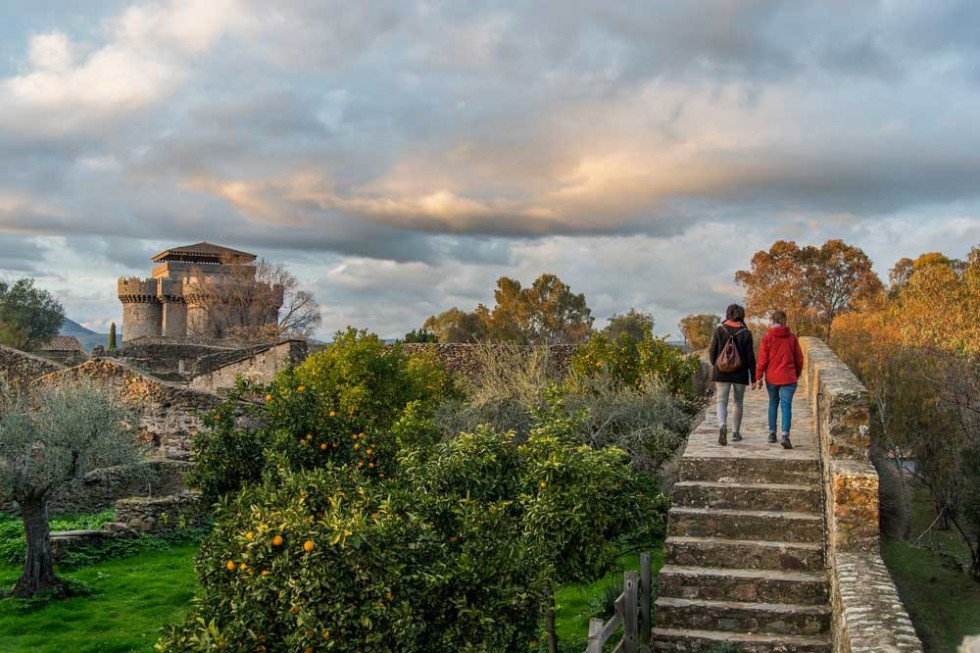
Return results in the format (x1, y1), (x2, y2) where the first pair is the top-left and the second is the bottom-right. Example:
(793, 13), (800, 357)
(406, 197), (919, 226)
(658, 565), (829, 605)
(652, 627), (831, 653)
(655, 597), (831, 636)
(681, 457), (820, 485)
(673, 480), (822, 513)
(668, 507), (824, 543)
(664, 536), (825, 572)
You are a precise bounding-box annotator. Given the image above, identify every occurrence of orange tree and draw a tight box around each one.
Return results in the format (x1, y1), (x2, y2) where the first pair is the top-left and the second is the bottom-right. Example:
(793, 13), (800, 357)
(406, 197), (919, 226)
(190, 328), (455, 503)
(569, 330), (702, 402)
(160, 417), (662, 652)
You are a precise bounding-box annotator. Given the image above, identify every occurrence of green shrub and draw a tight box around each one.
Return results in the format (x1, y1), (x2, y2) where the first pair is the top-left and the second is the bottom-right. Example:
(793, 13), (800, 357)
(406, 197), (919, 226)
(190, 328), (457, 503)
(436, 344), (696, 475)
(435, 345), (554, 442)
(561, 375), (694, 473)
(291, 327), (455, 431)
(569, 331), (702, 402)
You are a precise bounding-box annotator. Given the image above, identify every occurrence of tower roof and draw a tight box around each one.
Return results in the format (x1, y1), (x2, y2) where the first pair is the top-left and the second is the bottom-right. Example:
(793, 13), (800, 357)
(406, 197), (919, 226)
(151, 242), (257, 264)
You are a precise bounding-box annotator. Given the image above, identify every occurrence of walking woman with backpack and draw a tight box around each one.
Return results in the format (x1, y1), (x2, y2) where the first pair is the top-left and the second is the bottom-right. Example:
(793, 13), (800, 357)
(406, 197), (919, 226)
(754, 310), (804, 450)
(709, 304), (756, 446)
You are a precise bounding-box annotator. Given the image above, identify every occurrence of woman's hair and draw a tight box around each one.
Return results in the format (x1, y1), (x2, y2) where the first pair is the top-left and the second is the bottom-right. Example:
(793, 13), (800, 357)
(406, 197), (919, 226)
(771, 310), (787, 325)
(725, 304), (745, 322)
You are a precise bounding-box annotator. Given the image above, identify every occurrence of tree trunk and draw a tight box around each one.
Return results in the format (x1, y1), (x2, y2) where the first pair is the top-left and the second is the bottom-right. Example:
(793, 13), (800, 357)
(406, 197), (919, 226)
(11, 496), (63, 598)
(546, 591), (558, 653)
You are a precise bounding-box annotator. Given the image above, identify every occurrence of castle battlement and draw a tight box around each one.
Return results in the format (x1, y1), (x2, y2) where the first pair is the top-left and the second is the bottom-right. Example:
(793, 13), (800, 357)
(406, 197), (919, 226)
(117, 243), (281, 343)
(118, 278), (162, 302)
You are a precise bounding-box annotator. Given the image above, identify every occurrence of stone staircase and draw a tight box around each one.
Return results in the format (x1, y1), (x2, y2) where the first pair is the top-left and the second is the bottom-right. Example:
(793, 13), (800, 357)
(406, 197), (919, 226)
(653, 386), (831, 652)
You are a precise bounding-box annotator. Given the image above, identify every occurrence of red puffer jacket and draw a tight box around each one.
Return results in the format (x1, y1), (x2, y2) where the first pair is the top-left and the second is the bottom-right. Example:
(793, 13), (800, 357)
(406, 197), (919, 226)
(756, 325), (804, 386)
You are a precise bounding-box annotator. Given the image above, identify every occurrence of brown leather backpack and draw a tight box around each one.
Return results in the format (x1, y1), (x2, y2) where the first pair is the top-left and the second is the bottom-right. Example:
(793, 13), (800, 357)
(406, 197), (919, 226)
(716, 327), (744, 373)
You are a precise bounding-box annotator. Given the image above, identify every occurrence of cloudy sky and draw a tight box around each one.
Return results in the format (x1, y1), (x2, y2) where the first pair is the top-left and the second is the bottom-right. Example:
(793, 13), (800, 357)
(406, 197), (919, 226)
(2, 0), (980, 338)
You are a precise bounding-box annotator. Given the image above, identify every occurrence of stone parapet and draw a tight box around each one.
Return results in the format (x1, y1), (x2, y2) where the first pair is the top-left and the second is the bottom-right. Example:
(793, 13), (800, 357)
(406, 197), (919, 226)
(799, 336), (922, 652)
(118, 277), (161, 302)
(189, 340), (308, 393)
(833, 553), (920, 653)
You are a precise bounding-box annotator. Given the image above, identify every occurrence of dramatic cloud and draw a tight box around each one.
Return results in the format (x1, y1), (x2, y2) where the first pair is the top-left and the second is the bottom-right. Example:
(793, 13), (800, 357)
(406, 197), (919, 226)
(1, 0), (979, 337)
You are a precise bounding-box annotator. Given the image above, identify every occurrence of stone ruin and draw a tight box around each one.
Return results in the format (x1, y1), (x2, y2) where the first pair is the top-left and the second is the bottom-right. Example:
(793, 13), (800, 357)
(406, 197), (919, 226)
(0, 334), (308, 540)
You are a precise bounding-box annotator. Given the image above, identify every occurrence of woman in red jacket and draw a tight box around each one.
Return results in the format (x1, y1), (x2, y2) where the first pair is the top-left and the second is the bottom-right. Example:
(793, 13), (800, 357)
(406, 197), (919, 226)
(754, 310), (803, 450)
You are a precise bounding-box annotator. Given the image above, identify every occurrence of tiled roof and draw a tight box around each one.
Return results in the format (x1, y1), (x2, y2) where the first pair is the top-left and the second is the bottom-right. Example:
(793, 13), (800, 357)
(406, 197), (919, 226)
(42, 335), (85, 352)
(151, 242), (256, 263)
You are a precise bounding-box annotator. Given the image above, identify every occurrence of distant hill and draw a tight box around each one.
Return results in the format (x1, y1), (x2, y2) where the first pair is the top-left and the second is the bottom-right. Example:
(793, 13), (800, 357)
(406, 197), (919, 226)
(60, 319), (117, 352)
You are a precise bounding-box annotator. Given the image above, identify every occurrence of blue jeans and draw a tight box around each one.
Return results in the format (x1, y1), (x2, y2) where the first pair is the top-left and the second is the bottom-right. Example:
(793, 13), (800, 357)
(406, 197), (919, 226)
(766, 382), (798, 435)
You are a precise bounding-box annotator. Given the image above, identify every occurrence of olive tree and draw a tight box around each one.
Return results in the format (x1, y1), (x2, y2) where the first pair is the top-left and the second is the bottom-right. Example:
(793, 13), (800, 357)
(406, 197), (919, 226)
(0, 385), (142, 598)
(0, 278), (66, 351)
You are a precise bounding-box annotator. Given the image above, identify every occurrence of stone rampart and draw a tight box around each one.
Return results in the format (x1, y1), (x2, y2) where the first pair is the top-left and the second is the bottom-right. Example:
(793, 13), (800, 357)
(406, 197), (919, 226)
(799, 336), (922, 653)
(189, 340), (308, 393)
(36, 358), (223, 460)
(0, 344), (65, 393)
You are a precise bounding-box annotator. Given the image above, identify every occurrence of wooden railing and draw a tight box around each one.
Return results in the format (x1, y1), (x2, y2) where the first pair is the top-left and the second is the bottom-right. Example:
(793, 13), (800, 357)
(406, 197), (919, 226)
(585, 552), (653, 653)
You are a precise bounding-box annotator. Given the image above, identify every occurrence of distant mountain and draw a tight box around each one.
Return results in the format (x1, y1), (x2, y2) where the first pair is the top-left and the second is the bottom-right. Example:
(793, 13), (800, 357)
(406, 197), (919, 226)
(60, 319), (97, 336)
(60, 319), (118, 352)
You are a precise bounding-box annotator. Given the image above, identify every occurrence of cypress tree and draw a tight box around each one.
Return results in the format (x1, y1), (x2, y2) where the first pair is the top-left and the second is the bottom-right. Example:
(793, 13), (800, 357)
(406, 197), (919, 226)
(108, 322), (117, 351)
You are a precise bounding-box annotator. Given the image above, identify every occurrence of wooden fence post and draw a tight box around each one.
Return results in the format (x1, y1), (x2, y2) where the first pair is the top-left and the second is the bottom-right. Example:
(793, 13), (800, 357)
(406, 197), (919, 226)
(587, 618), (604, 653)
(639, 552), (651, 644)
(623, 570), (639, 653)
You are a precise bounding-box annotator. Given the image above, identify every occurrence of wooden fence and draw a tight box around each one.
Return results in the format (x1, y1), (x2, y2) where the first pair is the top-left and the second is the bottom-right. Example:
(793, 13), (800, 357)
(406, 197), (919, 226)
(585, 552), (653, 653)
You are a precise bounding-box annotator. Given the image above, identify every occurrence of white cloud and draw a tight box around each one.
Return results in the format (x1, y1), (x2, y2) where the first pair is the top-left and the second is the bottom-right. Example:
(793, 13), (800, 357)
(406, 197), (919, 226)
(28, 32), (74, 71)
(0, 0), (247, 136)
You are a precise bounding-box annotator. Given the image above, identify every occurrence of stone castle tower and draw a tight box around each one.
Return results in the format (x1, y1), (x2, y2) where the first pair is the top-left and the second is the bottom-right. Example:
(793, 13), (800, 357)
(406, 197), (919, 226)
(118, 242), (283, 343)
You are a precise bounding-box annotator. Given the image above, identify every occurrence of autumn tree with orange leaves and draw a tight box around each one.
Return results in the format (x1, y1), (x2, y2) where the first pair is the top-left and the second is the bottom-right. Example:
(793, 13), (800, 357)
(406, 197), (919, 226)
(833, 247), (980, 580)
(735, 239), (883, 342)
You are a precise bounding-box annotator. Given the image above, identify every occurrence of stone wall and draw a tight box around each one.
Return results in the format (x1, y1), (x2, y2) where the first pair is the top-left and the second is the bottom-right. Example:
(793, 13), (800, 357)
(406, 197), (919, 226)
(189, 340), (308, 393)
(0, 344), (64, 393)
(799, 337), (922, 653)
(113, 339), (234, 380)
(2, 459), (193, 516)
(51, 459), (192, 514)
(37, 358), (223, 460)
(115, 492), (209, 534)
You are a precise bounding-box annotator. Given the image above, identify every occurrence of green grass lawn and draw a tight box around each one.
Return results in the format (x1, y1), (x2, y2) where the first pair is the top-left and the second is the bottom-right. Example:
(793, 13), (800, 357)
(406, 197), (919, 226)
(883, 538), (980, 652)
(0, 545), (198, 653)
(550, 546), (665, 651)
(880, 484), (980, 652)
